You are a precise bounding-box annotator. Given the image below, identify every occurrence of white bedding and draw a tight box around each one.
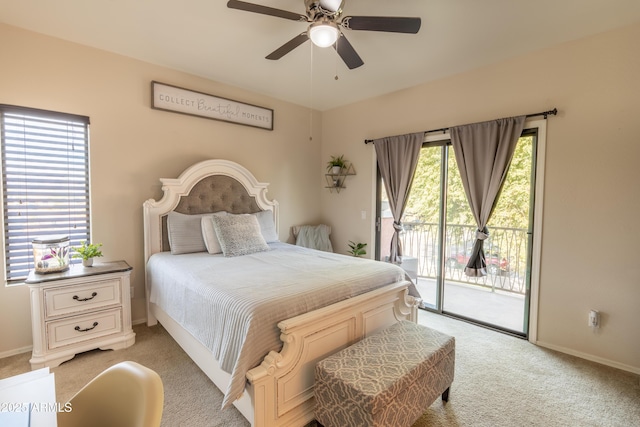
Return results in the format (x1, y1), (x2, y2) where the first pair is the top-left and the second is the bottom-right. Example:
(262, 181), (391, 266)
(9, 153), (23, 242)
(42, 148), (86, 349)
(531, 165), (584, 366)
(147, 242), (409, 408)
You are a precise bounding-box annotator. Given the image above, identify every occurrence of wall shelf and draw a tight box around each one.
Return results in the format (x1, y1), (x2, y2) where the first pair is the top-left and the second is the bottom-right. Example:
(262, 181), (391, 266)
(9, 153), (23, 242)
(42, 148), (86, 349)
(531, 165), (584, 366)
(325, 163), (356, 193)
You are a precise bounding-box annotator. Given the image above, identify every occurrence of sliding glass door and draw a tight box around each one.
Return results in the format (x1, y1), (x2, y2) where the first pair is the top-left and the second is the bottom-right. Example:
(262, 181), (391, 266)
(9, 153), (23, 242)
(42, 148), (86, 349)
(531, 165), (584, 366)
(377, 131), (538, 336)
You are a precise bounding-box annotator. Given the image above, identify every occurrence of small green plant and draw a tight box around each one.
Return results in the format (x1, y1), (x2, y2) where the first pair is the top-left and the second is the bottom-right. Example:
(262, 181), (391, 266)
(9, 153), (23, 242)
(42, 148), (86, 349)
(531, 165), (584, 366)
(348, 241), (367, 257)
(72, 240), (103, 260)
(327, 155), (347, 172)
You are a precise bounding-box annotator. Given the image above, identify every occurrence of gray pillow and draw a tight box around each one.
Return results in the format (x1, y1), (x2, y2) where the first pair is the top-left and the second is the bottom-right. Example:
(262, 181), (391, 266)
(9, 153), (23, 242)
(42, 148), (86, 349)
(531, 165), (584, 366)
(212, 214), (270, 257)
(167, 212), (210, 254)
(201, 211), (228, 254)
(252, 210), (278, 243)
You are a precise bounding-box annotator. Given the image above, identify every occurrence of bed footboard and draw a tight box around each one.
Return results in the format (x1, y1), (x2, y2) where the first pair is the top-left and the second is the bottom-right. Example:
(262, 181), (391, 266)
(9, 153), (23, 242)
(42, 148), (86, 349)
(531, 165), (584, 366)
(247, 280), (419, 427)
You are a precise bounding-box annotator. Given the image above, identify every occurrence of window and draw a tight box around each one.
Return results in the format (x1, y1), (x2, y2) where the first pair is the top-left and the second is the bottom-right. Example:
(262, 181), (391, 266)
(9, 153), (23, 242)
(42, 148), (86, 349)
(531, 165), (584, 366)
(0, 105), (90, 283)
(375, 119), (548, 339)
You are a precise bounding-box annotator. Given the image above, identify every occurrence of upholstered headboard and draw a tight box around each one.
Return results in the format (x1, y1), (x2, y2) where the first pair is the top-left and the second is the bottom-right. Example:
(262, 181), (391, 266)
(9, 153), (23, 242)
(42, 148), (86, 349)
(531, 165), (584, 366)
(160, 174), (262, 252)
(144, 159), (279, 259)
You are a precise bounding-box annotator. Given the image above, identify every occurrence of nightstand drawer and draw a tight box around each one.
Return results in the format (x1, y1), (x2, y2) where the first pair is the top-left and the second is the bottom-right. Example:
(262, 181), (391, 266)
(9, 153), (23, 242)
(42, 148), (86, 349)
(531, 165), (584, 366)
(47, 308), (122, 350)
(44, 279), (121, 318)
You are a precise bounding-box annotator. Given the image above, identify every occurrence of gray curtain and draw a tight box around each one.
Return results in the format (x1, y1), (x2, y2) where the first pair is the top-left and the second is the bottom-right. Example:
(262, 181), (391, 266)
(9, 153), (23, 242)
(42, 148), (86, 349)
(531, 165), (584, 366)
(374, 132), (424, 264)
(450, 116), (526, 277)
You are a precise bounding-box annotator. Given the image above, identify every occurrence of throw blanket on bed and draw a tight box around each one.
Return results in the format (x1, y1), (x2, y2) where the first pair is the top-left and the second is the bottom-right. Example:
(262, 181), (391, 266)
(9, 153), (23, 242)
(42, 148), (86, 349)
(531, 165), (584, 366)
(147, 242), (410, 409)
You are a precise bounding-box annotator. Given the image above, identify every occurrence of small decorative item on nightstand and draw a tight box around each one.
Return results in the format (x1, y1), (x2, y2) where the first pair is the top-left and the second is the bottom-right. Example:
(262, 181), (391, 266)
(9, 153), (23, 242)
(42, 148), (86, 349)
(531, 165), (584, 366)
(72, 240), (104, 267)
(32, 236), (70, 274)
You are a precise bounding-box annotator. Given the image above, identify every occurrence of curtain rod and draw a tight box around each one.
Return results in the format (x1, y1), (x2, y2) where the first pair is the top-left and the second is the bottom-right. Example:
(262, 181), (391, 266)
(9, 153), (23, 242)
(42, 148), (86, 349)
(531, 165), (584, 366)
(363, 108), (558, 144)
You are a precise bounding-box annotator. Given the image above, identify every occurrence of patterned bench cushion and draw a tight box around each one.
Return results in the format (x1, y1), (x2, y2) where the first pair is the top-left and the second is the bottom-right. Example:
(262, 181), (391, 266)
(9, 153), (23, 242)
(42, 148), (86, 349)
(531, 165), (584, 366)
(315, 321), (455, 426)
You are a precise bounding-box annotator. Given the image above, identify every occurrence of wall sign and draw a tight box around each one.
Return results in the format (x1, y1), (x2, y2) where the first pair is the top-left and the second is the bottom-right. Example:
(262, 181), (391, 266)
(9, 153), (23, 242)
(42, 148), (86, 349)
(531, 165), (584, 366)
(151, 81), (273, 130)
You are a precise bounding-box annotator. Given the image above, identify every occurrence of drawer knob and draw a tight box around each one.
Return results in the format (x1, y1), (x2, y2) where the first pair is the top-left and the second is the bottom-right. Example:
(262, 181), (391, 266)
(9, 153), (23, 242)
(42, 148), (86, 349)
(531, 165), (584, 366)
(73, 292), (98, 302)
(74, 322), (99, 332)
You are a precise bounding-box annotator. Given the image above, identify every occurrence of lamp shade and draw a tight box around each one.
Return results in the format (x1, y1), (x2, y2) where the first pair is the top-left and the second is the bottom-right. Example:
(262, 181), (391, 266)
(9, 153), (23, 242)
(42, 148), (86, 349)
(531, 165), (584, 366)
(309, 22), (340, 47)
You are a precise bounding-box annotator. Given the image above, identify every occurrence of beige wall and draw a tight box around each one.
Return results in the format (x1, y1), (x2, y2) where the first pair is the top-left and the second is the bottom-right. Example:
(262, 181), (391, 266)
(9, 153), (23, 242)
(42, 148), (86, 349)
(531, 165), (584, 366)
(320, 23), (640, 372)
(0, 23), (323, 356)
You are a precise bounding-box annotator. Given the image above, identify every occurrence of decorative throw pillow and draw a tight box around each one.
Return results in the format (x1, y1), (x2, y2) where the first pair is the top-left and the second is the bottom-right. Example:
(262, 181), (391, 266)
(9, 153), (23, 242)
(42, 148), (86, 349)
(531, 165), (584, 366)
(212, 214), (270, 257)
(201, 211), (228, 254)
(167, 212), (210, 254)
(252, 210), (279, 243)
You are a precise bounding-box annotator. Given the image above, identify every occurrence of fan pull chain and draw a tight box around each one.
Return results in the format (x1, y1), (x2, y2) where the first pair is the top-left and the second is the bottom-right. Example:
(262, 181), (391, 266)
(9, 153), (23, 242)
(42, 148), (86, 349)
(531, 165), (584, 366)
(309, 47), (313, 141)
(334, 37), (340, 80)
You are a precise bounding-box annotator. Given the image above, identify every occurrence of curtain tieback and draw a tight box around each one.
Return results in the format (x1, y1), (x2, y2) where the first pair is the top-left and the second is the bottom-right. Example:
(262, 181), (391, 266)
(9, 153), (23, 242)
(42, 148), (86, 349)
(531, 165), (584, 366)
(393, 222), (404, 233)
(476, 229), (489, 240)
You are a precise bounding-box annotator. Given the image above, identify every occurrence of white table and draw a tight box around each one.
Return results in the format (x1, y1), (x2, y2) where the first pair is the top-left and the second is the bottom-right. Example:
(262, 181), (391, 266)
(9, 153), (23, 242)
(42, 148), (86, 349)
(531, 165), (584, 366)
(0, 367), (58, 426)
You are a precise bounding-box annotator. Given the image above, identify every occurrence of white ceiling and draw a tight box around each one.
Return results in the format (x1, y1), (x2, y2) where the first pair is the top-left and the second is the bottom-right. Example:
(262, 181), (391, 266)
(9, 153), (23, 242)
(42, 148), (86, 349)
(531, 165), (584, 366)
(1, 0), (640, 111)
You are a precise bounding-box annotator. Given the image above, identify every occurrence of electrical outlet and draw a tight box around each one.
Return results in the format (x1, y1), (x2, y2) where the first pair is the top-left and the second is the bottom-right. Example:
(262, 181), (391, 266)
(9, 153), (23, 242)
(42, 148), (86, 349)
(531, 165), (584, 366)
(588, 310), (599, 328)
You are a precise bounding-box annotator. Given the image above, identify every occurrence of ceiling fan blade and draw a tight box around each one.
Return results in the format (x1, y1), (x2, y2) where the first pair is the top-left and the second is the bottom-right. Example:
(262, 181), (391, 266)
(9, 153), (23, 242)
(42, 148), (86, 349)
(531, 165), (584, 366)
(334, 34), (364, 70)
(266, 33), (309, 60)
(227, 0), (306, 21)
(342, 16), (421, 34)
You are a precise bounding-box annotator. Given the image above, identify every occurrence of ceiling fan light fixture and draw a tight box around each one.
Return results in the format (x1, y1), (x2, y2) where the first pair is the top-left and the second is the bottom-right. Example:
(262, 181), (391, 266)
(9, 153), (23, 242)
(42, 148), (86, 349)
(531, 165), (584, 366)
(309, 21), (340, 47)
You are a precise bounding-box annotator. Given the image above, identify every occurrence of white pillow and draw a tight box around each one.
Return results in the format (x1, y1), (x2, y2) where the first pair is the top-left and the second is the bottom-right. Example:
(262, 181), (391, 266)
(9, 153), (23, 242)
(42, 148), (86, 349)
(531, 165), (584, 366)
(167, 212), (210, 254)
(252, 210), (278, 243)
(212, 214), (270, 257)
(201, 212), (228, 254)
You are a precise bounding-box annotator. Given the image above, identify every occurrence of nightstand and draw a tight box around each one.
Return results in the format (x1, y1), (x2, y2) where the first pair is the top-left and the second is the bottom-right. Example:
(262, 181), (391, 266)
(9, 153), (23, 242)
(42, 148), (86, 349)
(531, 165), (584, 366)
(25, 260), (136, 369)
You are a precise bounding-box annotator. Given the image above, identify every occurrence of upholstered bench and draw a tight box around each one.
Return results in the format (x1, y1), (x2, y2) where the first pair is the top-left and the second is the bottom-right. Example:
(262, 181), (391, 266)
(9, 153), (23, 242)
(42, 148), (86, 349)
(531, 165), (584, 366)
(315, 321), (455, 427)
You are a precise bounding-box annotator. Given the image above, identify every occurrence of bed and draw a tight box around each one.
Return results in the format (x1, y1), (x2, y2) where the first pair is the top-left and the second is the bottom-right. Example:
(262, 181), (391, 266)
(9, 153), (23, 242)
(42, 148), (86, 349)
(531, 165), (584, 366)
(143, 159), (420, 427)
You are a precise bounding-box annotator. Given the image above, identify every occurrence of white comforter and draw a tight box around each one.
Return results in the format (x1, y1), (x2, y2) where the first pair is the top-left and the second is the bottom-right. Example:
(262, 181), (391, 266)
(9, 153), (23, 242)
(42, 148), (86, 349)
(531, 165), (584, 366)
(147, 242), (408, 408)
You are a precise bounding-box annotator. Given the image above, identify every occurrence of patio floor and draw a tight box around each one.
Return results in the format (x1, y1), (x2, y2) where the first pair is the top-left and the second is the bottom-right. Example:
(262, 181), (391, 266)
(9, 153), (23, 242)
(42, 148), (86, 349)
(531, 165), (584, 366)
(414, 276), (527, 334)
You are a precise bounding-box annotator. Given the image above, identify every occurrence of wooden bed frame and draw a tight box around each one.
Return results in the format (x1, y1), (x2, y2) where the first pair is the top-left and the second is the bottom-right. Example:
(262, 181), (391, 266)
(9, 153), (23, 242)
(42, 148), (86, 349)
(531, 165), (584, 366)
(143, 159), (420, 427)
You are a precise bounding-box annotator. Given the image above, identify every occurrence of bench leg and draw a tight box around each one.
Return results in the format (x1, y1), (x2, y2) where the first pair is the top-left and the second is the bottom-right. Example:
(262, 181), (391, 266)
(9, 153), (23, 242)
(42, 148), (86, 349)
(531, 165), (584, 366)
(442, 387), (450, 403)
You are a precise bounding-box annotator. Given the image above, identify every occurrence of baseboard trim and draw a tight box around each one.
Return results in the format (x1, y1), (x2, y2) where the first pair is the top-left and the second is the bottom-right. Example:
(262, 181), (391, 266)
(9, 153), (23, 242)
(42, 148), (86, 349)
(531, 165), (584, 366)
(0, 345), (32, 359)
(132, 317), (147, 326)
(536, 340), (640, 375)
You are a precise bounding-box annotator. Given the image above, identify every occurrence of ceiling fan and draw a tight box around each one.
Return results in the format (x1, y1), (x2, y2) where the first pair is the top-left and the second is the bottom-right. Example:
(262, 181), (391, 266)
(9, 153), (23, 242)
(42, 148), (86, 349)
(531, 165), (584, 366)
(227, 0), (421, 69)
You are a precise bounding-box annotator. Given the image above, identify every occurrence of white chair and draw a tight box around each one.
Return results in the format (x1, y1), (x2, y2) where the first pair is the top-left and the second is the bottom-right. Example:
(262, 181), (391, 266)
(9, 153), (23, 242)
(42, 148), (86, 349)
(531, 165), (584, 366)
(57, 361), (164, 427)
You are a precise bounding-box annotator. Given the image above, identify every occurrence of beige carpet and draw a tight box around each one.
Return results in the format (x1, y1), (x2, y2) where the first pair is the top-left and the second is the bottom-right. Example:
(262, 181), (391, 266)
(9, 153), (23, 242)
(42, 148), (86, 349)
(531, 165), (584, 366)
(1, 310), (638, 426)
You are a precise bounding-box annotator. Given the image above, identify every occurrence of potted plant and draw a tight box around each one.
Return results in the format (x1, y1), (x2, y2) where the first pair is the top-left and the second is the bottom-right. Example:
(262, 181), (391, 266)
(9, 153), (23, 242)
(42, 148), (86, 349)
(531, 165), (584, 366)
(347, 241), (367, 257)
(327, 155), (347, 175)
(72, 240), (103, 267)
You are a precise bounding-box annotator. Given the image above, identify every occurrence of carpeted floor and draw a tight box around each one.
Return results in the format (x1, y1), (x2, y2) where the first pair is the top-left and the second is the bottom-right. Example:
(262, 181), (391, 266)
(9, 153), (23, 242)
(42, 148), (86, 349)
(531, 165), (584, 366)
(1, 310), (638, 426)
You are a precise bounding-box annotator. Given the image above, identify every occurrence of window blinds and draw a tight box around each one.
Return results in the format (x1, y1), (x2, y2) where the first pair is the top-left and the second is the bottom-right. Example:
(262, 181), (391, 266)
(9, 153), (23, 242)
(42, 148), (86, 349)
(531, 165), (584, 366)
(0, 105), (90, 283)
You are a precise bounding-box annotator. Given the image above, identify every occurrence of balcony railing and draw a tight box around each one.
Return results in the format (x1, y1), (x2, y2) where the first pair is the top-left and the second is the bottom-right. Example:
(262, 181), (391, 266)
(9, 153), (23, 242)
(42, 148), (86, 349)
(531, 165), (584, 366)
(401, 222), (528, 295)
